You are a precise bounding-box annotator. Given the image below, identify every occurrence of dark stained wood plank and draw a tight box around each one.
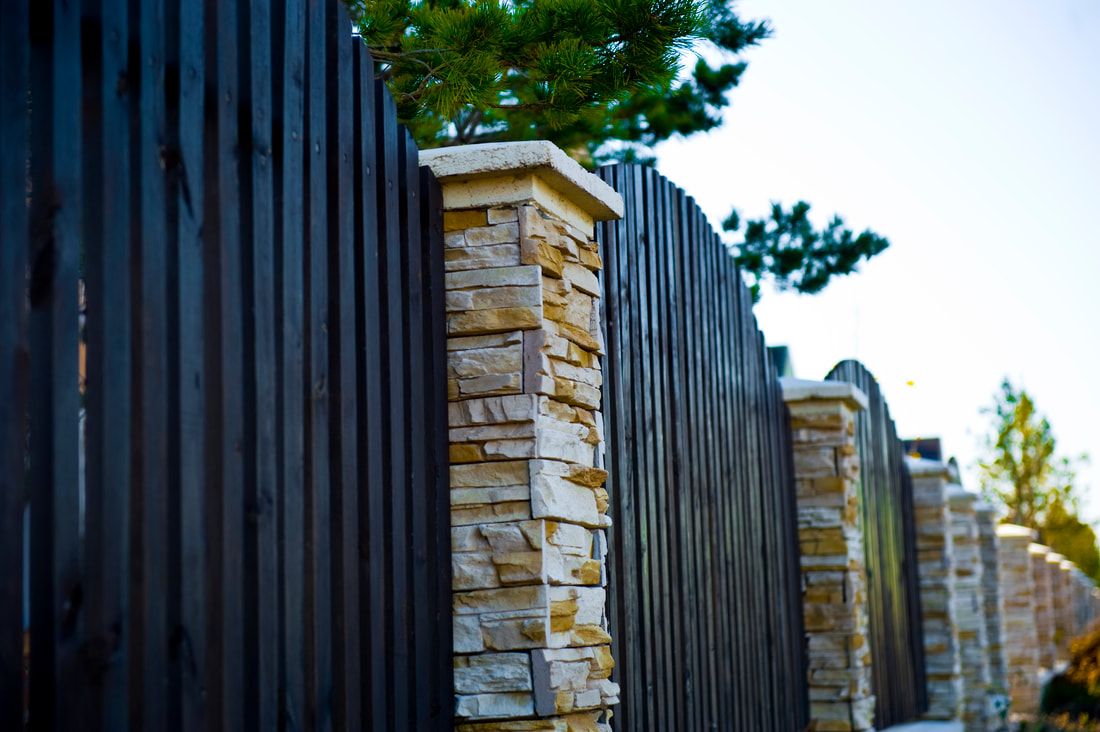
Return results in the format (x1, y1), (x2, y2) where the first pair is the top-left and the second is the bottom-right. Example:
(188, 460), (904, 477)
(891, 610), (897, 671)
(202, 0), (246, 726)
(240, 0), (280, 726)
(325, 8), (361, 729)
(354, 52), (388, 732)
(274, 0), (308, 727)
(81, 0), (134, 726)
(176, 0), (208, 728)
(376, 79), (408, 730)
(400, 126), (430, 732)
(420, 164), (452, 732)
(27, 0), (84, 727)
(0, 0), (29, 725)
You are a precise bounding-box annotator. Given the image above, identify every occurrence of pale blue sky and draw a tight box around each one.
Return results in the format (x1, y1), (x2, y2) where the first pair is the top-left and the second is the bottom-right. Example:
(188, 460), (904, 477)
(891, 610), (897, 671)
(655, 0), (1100, 517)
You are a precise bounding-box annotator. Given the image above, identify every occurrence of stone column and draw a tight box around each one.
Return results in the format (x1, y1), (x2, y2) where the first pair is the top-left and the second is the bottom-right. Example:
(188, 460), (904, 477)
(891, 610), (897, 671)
(994, 525), (1040, 714)
(907, 458), (963, 721)
(781, 378), (874, 732)
(421, 141), (624, 731)
(1029, 544), (1057, 670)
(1049, 555), (1072, 662)
(947, 487), (991, 732)
(975, 504), (1007, 694)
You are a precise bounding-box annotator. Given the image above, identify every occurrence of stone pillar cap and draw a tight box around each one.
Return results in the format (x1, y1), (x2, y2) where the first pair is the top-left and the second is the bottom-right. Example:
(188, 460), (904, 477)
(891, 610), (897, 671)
(1029, 543), (1051, 556)
(1046, 552), (1066, 564)
(419, 141), (624, 221)
(946, 484), (977, 502)
(995, 523), (1037, 540)
(779, 377), (869, 411)
(1060, 559), (1076, 571)
(905, 456), (951, 479)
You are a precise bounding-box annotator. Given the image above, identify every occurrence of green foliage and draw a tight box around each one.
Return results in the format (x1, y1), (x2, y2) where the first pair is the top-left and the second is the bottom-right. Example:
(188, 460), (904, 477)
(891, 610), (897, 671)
(1044, 491), (1100, 584)
(721, 201), (889, 302)
(979, 380), (1083, 529)
(344, 0), (770, 164)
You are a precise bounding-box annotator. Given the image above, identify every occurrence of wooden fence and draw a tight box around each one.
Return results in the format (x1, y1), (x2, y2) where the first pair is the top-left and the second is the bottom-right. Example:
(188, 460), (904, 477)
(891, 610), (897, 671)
(597, 164), (809, 732)
(0, 0), (452, 729)
(826, 360), (927, 726)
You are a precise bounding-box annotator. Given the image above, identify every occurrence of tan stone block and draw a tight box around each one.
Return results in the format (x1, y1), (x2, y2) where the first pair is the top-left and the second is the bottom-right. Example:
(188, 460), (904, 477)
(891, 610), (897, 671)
(449, 306), (543, 336)
(523, 238), (565, 278)
(456, 373), (523, 398)
(448, 266), (542, 292)
(452, 444), (487, 463)
(466, 223), (520, 247)
(562, 262), (599, 297)
(451, 460), (530, 488)
(552, 377), (601, 410)
(446, 243), (522, 272)
(488, 207), (519, 224)
(577, 247), (601, 271)
(445, 209), (489, 231)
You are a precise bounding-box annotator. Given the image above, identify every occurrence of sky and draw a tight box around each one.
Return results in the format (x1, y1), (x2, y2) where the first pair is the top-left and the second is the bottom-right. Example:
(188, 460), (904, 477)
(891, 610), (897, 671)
(654, 0), (1100, 518)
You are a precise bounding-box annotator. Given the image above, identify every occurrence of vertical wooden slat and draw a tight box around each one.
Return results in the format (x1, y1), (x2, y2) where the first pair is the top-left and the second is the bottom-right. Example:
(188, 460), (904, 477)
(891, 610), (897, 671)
(201, 0), (244, 726)
(375, 79), (407, 730)
(238, 0), (279, 726)
(0, 0), (29, 725)
(176, 0), (207, 727)
(304, 0), (333, 728)
(275, 0), (307, 727)
(28, 0), (85, 727)
(399, 126), (429, 731)
(420, 164), (452, 732)
(354, 52), (387, 732)
(326, 7), (361, 729)
(82, 0), (133, 726)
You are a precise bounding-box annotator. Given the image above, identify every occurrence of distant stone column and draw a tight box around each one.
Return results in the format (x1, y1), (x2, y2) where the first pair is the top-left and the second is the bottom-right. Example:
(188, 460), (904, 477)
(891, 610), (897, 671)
(975, 504), (1007, 693)
(947, 487), (991, 732)
(995, 525), (1041, 714)
(1029, 544), (1057, 670)
(1050, 555), (1073, 662)
(422, 141), (624, 731)
(907, 458), (963, 721)
(782, 378), (874, 732)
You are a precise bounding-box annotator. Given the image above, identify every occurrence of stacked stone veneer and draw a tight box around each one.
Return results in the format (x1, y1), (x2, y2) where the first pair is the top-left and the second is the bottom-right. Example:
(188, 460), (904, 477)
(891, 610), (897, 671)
(1050, 555), (1072, 663)
(975, 504), (1007, 694)
(947, 487), (991, 732)
(908, 458), (963, 721)
(994, 525), (1040, 714)
(1030, 544), (1057, 670)
(781, 378), (874, 732)
(421, 141), (624, 731)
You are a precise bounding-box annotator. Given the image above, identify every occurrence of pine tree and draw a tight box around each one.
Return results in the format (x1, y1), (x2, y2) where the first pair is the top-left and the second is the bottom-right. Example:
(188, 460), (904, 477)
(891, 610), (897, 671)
(346, 0), (889, 298)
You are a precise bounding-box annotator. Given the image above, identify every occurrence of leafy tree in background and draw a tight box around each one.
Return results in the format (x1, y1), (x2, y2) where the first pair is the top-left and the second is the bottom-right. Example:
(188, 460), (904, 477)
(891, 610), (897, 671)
(979, 379), (1096, 582)
(346, 0), (889, 299)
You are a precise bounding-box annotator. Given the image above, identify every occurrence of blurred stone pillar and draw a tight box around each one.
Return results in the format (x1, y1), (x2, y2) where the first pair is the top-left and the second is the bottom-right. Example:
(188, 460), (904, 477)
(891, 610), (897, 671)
(975, 504), (1007, 694)
(1029, 544), (1057, 670)
(995, 525), (1041, 715)
(907, 458), (963, 721)
(782, 378), (875, 732)
(947, 487), (991, 732)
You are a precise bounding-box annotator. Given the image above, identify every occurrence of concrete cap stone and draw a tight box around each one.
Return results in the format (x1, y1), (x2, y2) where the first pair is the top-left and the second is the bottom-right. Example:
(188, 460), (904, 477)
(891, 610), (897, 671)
(996, 523), (1037, 540)
(419, 141), (624, 222)
(1029, 543), (1051, 556)
(905, 456), (952, 480)
(946, 484), (977, 503)
(1061, 559), (1075, 571)
(778, 377), (869, 411)
(1047, 552), (1066, 564)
